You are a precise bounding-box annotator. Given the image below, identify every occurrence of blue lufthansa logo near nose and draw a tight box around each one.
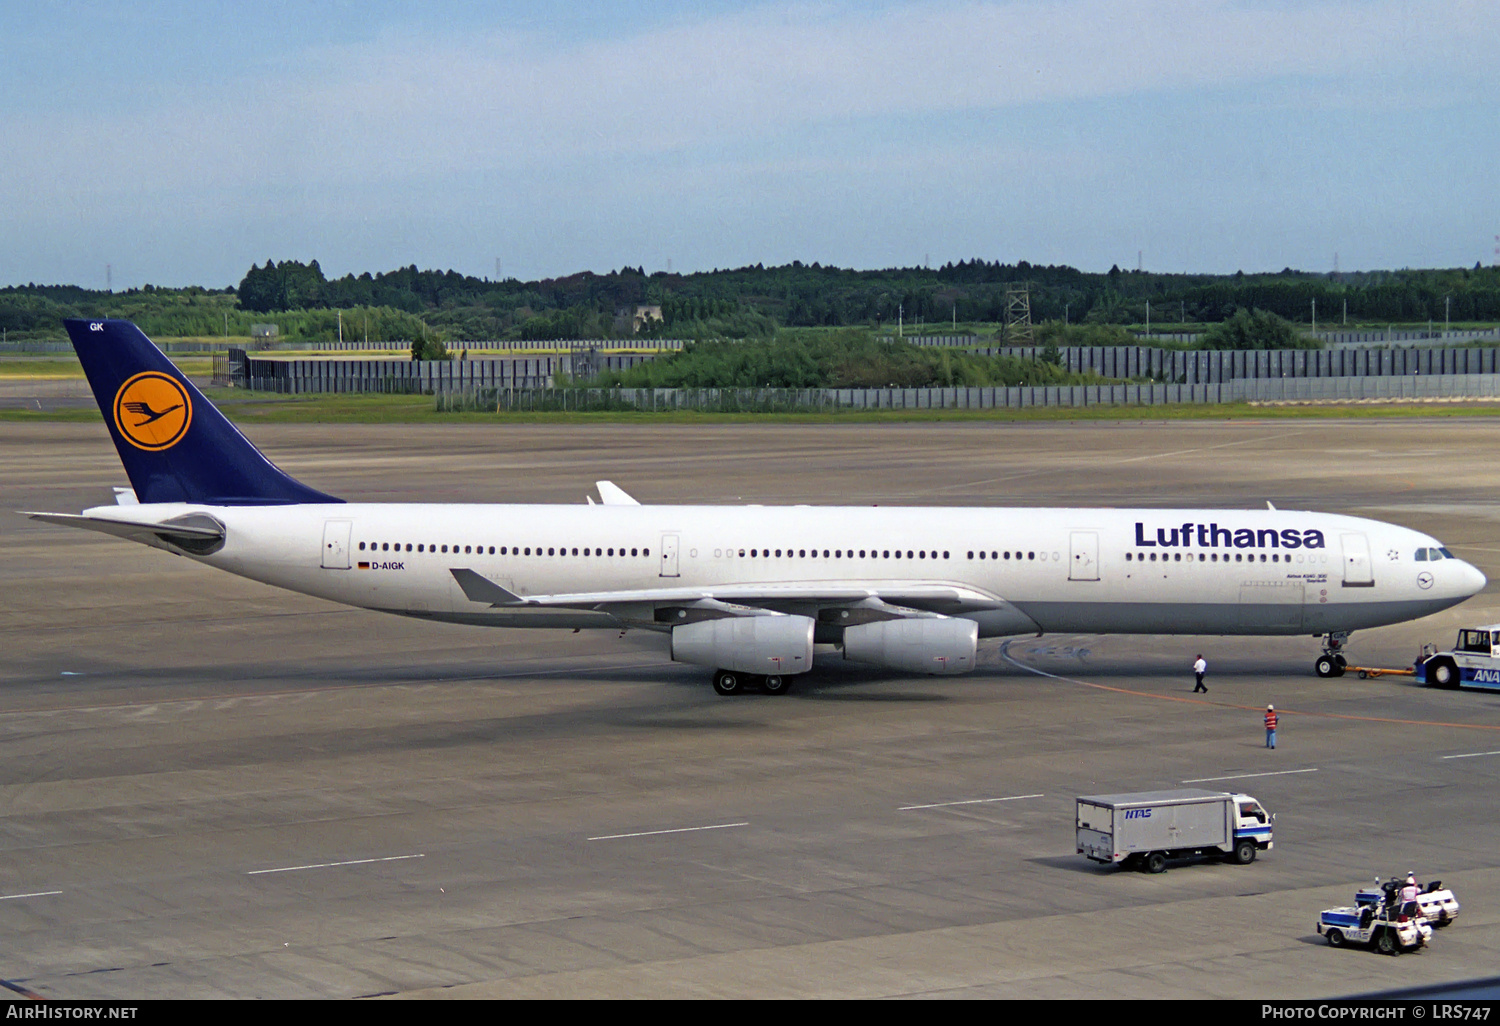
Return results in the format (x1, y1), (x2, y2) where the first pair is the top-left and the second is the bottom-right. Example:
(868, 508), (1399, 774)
(1417, 572), (1434, 590)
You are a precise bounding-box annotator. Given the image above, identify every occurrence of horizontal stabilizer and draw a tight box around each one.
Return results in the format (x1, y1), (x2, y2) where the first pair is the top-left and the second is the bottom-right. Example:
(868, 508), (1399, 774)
(27, 510), (225, 554)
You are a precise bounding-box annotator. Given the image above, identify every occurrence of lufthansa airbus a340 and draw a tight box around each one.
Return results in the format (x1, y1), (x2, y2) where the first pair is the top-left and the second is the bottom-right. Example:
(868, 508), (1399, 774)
(28, 319), (1486, 695)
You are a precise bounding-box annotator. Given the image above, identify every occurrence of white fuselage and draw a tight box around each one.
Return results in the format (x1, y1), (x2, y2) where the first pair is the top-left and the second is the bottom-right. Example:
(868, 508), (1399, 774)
(90, 500), (1485, 639)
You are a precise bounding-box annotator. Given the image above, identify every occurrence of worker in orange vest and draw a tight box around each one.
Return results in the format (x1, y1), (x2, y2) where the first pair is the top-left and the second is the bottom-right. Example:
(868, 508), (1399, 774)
(1264, 704), (1278, 749)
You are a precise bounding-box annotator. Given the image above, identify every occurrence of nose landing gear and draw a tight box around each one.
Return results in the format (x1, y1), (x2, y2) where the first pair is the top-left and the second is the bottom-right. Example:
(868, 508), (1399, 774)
(1315, 632), (1350, 678)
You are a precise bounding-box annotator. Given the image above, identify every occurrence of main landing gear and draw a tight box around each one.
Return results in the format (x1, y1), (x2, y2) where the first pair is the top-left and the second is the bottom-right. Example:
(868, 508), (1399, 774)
(712, 669), (793, 696)
(1314, 632), (1351, 678)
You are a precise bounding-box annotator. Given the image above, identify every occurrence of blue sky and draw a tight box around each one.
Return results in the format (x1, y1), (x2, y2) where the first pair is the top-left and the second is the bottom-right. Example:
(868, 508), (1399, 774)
(2, 1), (1496, 289)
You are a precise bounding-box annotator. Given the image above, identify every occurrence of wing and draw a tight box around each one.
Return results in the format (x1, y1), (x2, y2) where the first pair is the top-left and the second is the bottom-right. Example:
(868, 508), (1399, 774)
(448, 568), (1026, 626)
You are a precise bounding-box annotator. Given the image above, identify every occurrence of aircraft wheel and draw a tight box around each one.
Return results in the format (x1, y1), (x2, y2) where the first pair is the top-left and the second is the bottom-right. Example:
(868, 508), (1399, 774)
(712, 670), (744, 696)
(761, 675), (791, 696)
(1315, 655), (1339, 678)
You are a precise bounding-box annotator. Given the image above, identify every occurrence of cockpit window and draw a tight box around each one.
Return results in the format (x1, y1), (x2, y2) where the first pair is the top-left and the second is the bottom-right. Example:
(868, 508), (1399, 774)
(1439, 547), (1455, 559)
(1415, 549), (1428, 561)
(1460, 630), (1491, 653)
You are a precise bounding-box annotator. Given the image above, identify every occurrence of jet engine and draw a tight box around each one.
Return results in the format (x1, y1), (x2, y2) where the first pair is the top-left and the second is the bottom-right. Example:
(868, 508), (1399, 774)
(842, 616), (977, 674)
(671, 614), (815, 675)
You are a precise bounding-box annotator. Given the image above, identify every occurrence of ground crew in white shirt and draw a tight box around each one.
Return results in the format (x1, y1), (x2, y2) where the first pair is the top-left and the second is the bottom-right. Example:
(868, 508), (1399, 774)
(1193, 654), (1207, 693)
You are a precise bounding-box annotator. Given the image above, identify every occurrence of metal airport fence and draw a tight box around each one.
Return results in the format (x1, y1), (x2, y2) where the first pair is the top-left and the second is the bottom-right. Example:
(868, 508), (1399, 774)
(214, 348), (660, 391)
(436, 375), (1500, 413)
(894, 329), (1500, 349)
(1132, 329), (1500, 346)
(213, 344), (1500, 395)
(1135, 328), (1500, 346)
(254, 338), (686, 353)
(1, 339), (239, 354)
(0, 336), (686, 355)
(978, 345), (1500, 382)
(899, 335), (985, 348)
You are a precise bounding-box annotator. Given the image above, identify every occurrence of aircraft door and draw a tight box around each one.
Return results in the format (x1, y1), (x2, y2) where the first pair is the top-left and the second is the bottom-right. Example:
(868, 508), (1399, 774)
(1340, 532), (1374, 587)
(1069, 531), (1100, 581)
(322, 520), (352, 569)
(659, 533), (680, 577)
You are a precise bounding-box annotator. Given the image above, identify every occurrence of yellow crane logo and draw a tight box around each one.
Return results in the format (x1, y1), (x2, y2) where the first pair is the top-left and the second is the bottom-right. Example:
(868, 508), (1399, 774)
(113, 372), (192, 451)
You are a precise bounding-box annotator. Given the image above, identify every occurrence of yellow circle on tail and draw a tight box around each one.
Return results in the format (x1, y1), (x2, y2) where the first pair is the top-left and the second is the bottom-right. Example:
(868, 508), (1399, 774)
(113, 372), (192, 451)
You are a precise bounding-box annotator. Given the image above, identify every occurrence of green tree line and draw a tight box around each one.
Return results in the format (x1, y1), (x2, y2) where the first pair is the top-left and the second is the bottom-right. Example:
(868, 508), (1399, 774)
(0, 283), (429, 343)
(4, 258), (1498, 344)
(588, 330), (1105, 389)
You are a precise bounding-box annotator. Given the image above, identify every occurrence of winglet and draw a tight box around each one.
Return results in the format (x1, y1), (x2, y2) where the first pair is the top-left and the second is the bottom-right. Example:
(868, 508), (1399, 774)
(450, 568), (526, 606)
(595, 481), (640, 506)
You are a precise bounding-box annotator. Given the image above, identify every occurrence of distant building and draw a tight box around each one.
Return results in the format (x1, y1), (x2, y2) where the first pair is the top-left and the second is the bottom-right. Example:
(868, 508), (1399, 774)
(614, 305), (663, 334)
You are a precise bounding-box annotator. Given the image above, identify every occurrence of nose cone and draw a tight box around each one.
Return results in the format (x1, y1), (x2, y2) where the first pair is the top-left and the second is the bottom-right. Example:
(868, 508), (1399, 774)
(1459, 560), (1488, 598)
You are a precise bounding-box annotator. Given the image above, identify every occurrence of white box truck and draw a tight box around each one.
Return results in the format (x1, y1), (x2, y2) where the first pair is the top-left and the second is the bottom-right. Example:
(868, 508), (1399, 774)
(1076, 789), (1273, 873)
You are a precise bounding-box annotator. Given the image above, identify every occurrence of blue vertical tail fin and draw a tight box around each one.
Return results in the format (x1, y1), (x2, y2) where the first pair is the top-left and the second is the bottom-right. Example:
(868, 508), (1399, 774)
(65, 318), (342, 505)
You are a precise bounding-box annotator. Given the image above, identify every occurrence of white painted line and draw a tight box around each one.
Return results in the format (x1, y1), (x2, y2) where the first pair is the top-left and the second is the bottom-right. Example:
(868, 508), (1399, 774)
(589, 822), (749, 841)
(0, 890), (62, 901)
(1441, 750), (1500, 760)
(247, 853), (425, 876)
(1182, 768), (1319, 783)
(900, 794), (1044, 811)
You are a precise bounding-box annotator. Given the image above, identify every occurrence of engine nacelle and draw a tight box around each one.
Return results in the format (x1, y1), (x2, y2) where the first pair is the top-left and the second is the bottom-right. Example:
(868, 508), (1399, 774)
(671, 614), (815, 675)
(842, 616), (977, 675)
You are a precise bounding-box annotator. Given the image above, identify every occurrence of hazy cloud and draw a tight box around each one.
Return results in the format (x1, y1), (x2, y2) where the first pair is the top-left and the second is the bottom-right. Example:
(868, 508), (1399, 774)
(2, 1), (1495, 285)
